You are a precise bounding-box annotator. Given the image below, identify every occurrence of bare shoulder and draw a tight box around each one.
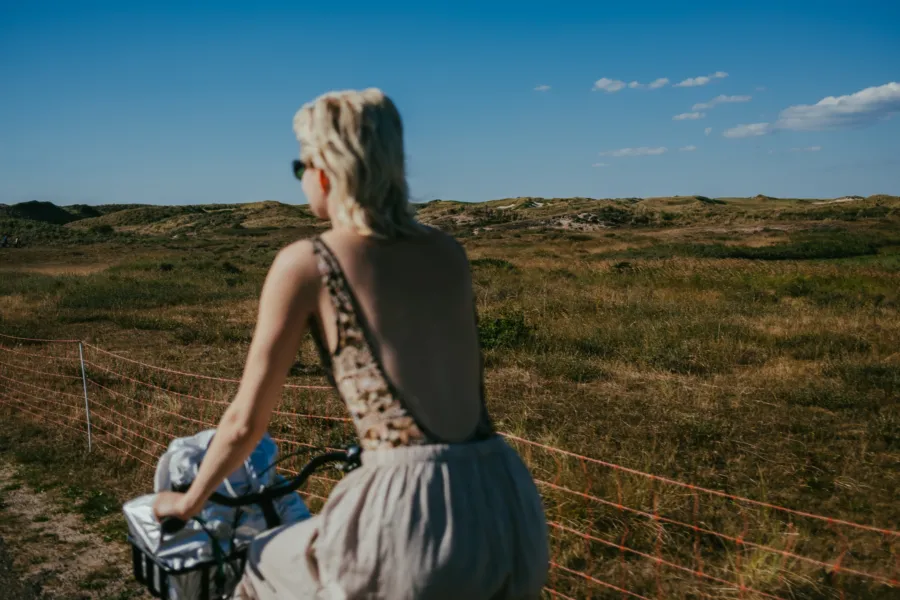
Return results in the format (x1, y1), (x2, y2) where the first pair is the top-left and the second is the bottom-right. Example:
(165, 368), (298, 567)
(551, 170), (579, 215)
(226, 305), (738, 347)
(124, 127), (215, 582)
(421, 226), (470, 266)
(276, 237), (316, 264)
(267, 238), (319, 286)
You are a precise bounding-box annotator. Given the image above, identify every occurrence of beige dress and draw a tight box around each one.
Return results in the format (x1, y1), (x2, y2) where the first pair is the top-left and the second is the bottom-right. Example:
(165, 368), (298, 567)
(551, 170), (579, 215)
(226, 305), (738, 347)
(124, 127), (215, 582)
(235, 238), (549, 599)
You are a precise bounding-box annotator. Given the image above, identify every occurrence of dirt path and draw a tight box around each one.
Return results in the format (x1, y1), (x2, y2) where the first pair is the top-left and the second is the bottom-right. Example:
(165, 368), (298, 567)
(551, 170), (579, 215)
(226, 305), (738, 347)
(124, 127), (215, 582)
(0, 535), (40, 600)
(0, 460), (142, 600)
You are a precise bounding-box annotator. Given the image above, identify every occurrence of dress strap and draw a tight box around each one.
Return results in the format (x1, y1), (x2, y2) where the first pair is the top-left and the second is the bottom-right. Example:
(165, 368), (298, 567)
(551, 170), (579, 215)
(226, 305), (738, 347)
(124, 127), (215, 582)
(311, 237), (366, 353)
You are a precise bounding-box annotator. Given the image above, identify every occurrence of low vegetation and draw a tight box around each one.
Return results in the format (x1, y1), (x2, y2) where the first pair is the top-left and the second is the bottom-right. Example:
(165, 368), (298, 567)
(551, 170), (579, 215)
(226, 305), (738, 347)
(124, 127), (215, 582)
(1, 193), (898, 598)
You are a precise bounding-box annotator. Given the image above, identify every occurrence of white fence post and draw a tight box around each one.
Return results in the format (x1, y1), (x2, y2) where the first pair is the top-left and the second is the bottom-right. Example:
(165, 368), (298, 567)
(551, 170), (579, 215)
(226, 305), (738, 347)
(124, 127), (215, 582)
(78, 342), (93, 452)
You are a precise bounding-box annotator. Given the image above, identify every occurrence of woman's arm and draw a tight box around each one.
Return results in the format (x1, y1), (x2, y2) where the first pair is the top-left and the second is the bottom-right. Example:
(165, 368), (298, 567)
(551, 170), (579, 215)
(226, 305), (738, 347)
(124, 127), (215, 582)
(153, 240), (320, 521)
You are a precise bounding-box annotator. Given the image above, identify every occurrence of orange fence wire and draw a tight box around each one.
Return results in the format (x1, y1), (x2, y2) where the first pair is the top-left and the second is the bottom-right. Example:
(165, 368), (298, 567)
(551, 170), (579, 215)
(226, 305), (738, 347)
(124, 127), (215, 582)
(0, 332), (897, 599)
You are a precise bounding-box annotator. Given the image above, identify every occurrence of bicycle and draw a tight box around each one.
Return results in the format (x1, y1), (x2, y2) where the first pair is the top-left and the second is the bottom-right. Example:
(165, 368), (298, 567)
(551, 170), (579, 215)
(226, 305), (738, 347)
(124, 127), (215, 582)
(128, 445), (362, 600)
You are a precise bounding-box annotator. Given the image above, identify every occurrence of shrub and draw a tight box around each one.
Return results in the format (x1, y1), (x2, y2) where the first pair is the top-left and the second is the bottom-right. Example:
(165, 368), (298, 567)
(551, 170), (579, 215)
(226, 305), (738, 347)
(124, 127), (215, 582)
(869, 410), (900, 449)
(470, 258), (517, 271)
(605, 231), (884, 261)
(566, 233), (593, 242)
(825, 363), (899, 394)
(221, 261), (242, 274)
(775, 332), (871, 360)
(478, 312), (532, 349)
(89, 224), (114, 235)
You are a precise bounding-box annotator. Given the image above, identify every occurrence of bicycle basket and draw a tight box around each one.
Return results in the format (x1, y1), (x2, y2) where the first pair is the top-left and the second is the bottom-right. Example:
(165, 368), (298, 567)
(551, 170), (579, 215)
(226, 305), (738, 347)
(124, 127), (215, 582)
(123, 430), (313, 600)
(125, 491), (277, 600)
(129, 535), (246, 600)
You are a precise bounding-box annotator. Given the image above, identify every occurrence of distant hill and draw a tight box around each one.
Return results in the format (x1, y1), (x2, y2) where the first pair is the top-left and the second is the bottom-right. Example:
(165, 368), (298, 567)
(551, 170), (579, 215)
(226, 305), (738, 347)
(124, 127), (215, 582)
(66, 200), (318, 235)
(2, 200), (80, 225)
(1, 195), (897, 244)
(415, 194), (900, 235)
(63, 204), (103, 220)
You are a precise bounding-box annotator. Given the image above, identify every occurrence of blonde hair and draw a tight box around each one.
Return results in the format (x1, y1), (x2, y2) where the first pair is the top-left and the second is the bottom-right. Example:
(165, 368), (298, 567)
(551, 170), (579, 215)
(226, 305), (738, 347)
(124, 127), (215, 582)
(293, 88), (425, 238)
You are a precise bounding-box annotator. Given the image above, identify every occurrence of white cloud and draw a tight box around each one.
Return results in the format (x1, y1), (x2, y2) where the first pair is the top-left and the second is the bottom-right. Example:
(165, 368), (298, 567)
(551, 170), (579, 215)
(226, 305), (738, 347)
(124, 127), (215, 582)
(723, 82), (900, 140)
(723, 122), (772, 138)
(673, 112), (705, 120)
(770, 146), (824, 154)
(679, 145), (697, 152)
(674, 71), (728, 88)
(704, 127), (713, 136)
(593, 162), (611, 167)
(593, 78), (626, 92)
(534, 84), (551, 92)
(600, 146), (668, 157)
(596, 77), (669, 91)
(692, 94), (752, 110)
(756, 86), (767, 92)
(775, 82), (900, 131)
(677, 76), (711, 88)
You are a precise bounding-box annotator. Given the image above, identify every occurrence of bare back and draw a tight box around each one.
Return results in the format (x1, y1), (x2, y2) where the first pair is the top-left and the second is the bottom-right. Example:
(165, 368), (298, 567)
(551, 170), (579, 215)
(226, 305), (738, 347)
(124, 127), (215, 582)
(312, 227), (485, 444)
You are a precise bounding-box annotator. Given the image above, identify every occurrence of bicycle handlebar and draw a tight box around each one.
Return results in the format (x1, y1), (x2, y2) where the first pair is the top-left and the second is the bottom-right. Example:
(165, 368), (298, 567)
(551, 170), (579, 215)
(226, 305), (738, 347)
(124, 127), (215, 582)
(159, 446), (361, 535)
(160, 517), (189, 535)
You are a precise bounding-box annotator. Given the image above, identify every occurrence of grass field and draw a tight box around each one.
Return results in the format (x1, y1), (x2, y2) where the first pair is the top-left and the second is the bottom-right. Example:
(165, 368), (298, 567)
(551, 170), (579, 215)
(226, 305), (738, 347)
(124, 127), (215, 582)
(1, 194), (899, 598)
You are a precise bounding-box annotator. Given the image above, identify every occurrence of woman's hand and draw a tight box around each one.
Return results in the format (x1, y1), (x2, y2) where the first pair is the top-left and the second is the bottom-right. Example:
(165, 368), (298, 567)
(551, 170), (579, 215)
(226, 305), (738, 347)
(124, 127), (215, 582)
(152, 491), (198, 524)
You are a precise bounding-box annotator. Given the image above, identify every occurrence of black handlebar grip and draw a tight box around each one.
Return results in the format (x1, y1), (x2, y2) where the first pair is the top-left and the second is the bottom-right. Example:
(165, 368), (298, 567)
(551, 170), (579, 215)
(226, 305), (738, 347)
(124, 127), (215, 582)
(160, 517), (187, 535)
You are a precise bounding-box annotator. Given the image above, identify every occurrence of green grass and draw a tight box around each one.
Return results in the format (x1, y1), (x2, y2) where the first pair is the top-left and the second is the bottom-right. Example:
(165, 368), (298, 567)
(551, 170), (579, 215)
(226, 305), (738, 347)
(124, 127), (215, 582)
(58, 277), (214, 310)
(601, 229), (898, 261)
(0, 424), (139, 542)
(0, 272), (66, 297)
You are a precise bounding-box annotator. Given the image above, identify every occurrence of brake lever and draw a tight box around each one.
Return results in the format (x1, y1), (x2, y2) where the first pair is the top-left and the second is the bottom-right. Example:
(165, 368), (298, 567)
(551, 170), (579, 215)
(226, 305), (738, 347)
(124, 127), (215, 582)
(337, 445), (362, 473)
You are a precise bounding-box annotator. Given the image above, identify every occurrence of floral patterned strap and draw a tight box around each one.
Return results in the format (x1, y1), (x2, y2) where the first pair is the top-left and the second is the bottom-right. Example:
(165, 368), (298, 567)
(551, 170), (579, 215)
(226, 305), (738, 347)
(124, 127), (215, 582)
(311, 238), (367, 351)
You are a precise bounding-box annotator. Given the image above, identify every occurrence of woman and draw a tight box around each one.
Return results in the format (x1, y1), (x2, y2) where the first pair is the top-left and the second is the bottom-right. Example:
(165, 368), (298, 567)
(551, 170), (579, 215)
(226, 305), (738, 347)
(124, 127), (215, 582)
(153, 88), (549, 599)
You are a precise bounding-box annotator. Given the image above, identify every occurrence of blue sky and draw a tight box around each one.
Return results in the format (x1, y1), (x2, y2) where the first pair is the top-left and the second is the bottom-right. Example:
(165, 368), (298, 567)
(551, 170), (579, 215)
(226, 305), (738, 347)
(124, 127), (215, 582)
(1, 0), (898, 205)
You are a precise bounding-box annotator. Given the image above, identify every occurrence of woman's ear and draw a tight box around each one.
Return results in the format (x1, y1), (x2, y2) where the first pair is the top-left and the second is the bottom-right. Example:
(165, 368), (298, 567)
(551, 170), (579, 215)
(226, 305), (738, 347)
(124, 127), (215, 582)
(318, 170), (331, 196)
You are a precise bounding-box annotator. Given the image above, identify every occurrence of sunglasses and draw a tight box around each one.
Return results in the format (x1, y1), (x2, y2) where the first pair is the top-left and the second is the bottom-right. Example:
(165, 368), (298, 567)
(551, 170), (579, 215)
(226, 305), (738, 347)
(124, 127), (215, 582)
(292, 159), (310, 181)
